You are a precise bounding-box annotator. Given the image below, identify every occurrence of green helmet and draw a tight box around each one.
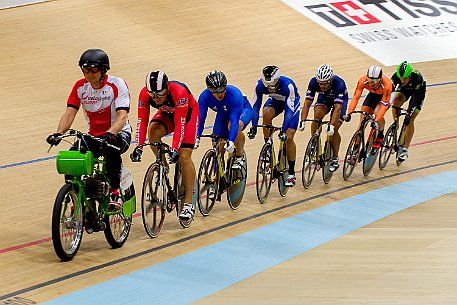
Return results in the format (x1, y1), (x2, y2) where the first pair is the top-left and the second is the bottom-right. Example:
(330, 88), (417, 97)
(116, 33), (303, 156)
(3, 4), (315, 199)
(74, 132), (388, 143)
(396, 61), (412, 79)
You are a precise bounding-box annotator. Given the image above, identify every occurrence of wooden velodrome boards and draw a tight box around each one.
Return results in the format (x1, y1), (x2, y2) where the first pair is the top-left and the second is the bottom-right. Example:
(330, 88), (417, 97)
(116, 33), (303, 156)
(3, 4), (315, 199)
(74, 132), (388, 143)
(1, 0), (456, 304)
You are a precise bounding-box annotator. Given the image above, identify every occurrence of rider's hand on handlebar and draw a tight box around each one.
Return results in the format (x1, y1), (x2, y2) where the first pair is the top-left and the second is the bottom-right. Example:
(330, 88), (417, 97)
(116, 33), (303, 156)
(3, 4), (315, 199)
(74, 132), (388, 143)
(99, 132), (117, 144)
(224, 140), (235, 154)
(130, 147), (143, 162)
(168, 148), (180, 164)
(247, 126), (257, 139)
(194, 137), (200, 150)
(343, 114), (351, 122)
(371, 121), (379, 130)
(46, 133), (62, 146)
(327, 124), (335, 137)
(298, 120), (306, 132)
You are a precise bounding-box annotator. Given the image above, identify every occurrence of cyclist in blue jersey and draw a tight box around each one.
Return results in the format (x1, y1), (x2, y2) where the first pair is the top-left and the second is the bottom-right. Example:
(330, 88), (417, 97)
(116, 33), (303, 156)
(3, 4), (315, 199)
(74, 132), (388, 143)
(299, 64), (348, 172)
(248, 65), (300, 187)
(196, 70), (252, 171)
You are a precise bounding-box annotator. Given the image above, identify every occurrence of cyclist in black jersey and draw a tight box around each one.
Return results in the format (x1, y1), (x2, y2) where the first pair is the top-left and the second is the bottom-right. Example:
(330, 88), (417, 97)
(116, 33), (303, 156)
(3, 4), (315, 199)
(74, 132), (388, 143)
(390, 61), (426, 162)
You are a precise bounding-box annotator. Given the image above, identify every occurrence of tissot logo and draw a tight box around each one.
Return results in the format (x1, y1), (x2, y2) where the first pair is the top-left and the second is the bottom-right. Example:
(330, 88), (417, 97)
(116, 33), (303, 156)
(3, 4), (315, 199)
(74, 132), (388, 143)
(306, 0), (457, 27)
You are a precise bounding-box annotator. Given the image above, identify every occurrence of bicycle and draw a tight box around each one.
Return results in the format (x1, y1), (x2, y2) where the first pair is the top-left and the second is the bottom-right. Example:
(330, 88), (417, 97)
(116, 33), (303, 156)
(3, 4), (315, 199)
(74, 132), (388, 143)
(301, 119), (334, 188)
(342, 111), (379, 180)
(379, 105), (416, 169)
(252, 124), (289, 204)
(133, 142), (196, 238)
(50, 129), (136, 261)
(196, 134), (247, 216)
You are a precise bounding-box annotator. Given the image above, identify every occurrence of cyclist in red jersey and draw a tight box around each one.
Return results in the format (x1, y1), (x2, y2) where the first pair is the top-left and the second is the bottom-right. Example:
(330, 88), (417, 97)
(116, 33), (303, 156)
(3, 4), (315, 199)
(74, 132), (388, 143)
(46, 49), (132, 211)
(130, 71), (199, 222)
(344, 65), (393, 149)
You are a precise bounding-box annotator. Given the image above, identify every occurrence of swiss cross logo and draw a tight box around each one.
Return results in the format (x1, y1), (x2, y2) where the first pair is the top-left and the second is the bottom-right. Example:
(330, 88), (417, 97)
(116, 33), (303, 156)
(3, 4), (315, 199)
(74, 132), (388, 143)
(331, 1), (380, 24)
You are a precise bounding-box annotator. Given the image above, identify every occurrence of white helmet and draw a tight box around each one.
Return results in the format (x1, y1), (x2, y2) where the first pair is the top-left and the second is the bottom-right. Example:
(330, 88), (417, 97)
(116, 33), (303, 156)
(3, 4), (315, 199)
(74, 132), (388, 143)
(367, 65), (382, 79)
(315, 64), (333, 83)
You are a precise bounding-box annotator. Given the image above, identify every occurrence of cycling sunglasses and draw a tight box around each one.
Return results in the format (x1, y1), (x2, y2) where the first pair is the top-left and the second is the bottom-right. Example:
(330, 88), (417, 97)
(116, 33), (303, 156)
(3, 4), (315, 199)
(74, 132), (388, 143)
(147, 88), (167, 97)
(208, 86), (226, 94)
(82, 67), (101, 74)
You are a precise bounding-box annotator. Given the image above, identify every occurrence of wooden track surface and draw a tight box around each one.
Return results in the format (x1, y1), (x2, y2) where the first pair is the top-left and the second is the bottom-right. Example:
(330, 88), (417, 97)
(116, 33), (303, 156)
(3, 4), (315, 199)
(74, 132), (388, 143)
(1, 0), (456, 304)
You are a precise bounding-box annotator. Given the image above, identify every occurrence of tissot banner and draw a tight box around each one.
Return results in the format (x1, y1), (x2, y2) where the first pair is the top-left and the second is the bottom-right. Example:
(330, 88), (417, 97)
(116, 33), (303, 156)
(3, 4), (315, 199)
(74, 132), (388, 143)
(282, 0), (457, 66)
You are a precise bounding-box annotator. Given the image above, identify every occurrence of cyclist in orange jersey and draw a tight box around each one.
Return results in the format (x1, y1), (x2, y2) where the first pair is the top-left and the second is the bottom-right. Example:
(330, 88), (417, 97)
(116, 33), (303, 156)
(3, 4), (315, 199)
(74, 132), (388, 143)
(344, 65), (393, 149)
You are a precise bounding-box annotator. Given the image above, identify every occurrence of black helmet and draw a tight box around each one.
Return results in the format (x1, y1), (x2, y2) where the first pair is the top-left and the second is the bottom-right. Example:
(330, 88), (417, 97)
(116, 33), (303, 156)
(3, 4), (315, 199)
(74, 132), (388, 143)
(262, 65), (280, 89)
(145, 71), (169, 93)
(205, 70), (227, 93)
(79, 49), (110, 73)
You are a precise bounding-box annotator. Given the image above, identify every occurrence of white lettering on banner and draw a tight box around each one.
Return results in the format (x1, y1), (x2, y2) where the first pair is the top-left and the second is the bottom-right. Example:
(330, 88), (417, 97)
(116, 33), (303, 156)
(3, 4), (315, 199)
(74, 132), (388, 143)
(281, 0), (457, 65)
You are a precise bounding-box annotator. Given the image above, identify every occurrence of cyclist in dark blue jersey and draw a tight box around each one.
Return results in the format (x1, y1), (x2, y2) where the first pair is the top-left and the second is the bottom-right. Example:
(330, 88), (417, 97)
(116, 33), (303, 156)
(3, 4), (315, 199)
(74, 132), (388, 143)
(196, 70), (252, 170)
(299, 64), (348, 172)
(248, 65), (300, 187)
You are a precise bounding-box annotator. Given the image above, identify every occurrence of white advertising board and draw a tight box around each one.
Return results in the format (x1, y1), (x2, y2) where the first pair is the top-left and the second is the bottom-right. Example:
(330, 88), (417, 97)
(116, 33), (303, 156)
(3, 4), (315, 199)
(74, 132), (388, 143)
(282, 0), (457, 65)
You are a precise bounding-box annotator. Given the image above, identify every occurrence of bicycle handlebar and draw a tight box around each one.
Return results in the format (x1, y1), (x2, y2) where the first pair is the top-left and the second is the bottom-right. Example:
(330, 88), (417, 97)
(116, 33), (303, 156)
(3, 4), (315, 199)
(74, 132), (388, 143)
(302, 119), (330, 124)
(254, 124), (282, 132)
(48, 129), (121, 152)
(136, 141), (172, 153)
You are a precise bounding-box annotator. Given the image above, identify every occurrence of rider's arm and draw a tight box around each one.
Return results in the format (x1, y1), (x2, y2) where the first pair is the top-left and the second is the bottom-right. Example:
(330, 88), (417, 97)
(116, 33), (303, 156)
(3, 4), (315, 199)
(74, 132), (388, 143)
(135, 88), (151, 148)
(301, 79), (316, 121)
(251, 80), (264, 127)
(108, 109), (128, 134)
(171, 93), (191, 151)
(347, 76), (365, 114)
(56, 106), (78, 134)
(375, 76), (393, 122)
(228, 96), (243, 142)
(197, 91), (210, 138)
(282, 84), (300, 131)
(108, 77), (131, 134)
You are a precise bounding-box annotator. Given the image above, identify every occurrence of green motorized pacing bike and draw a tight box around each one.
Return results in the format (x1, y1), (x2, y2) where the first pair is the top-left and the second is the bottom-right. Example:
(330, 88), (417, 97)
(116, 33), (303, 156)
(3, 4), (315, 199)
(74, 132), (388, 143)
(49, 129), (136, 261)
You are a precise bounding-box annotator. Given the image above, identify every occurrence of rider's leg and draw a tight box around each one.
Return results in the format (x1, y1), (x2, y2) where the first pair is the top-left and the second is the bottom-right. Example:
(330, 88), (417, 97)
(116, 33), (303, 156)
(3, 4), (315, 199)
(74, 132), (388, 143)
(262, 106), (276, 142)
(179, 147), (196, 205)
(404, 110), (419, 149)
(148, 120), (169, 165)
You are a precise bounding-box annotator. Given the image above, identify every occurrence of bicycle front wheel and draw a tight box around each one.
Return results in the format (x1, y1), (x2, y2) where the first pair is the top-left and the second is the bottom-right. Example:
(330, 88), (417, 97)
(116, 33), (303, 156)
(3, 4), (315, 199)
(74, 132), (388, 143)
(363, 128), (378, 176)
(256, 143), (273, 204)
(104, 184), (134, 248)
(141, 163), (166, 238)
(197, 149), (218, 216)
(51, 183), (83, 261)
(379, 123), (396, 170)
(343, 131), (362, 180)
(322, 140), (334, 184)
(278, 143), (289, 197)
(302, 135), (319, 188)
(227, 152), (247, 210)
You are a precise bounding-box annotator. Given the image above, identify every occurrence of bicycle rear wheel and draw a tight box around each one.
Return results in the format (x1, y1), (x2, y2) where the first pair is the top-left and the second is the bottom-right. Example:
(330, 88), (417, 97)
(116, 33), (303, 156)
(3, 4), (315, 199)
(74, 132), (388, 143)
(343, 131), (362, 180)
(141, 163), (166, 238)
(278, 143), (289, 197)
(256, 143), (273, 204)
(51, 183), (83, 261)
(227, 152), (247, 210)
(363, 128), (378, 176)
(104, 184), (134, 248)
(322, 140), (334, 184)
(197, 149), (218, 216)
(379, 123), (396, 170)
(302, 135), (319, 188)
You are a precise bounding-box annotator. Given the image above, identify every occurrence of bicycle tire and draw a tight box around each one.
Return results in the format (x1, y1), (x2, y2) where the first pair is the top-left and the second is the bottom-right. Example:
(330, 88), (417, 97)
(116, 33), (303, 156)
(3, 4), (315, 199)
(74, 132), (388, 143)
(227, 152), (247, 210)
(278, 142), (289, 197)
(379, 123), (396, 170)
(343, 131), (362, 180)
(104, 184), (134, 248)
(256, 143), (273, 204)
(362, 128), (378, 176)
(141, 163), (166, 238)
(322, 140), (334, 184)
(197, 149), (218, 216)
(51, 183), (83, 261)
(302, 135), (319, 189)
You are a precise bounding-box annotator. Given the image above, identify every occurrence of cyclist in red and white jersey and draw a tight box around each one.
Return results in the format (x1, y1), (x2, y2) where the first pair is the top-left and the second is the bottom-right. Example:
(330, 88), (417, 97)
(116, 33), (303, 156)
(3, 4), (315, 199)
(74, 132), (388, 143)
(130, 71), (199, 222)
(46, 49), (132, 211)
